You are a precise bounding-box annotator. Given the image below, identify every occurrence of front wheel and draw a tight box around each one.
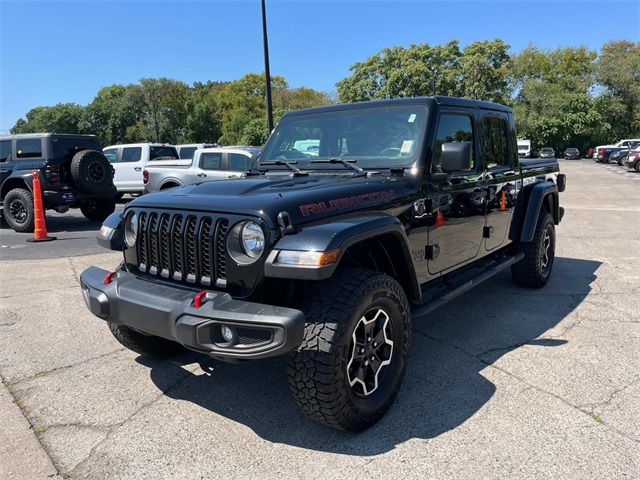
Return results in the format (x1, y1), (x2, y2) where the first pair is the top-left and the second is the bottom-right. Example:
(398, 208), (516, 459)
(288, 269), (411, 431)
(618, 155), (627, 166)
(80, 198), (116, 222)
(511, 211), (556, 288)
(2, 188), (35, 232)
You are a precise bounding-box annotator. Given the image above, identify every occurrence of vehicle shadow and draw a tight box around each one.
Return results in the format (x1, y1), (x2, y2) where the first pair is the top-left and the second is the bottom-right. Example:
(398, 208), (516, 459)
(139, 256), (600, 455)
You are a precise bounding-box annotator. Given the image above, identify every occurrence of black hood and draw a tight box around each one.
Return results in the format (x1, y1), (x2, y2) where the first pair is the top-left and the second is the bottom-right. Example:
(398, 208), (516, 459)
(131, 173), (418, 228)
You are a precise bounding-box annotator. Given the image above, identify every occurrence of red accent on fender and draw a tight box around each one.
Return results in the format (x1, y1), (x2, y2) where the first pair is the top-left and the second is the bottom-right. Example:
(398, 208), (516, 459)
(104, 271), (117, 285)
(193, 290), (207, 308)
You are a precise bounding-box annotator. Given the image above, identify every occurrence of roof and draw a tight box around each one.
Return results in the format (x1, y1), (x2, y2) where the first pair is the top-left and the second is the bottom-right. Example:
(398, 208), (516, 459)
(199, 146), (262, 154)
(102, 143), (177, 149)
(283, 96), (512, 118)
(0, 133), (98, 140)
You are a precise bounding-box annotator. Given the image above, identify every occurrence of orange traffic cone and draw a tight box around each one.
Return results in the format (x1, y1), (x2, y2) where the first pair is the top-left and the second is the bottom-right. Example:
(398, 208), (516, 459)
(26, 170), (56, 243)
(435, 210), (445, 227)
(499, 190), (507, 211)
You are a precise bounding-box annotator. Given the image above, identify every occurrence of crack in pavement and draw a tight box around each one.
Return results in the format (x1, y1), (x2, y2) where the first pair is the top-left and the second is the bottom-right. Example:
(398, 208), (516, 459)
(8, 348), (126, 386)
(0, 284), (79, 299)
(578, 377), (640, 414)
(412, 328), (640, 445)
(67, 257), (81, 285)
(67, 368), (193, 477)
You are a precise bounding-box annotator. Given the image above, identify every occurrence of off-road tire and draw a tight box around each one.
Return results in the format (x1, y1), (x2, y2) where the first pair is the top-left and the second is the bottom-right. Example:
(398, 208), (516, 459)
(3, 188), (35, 232)
(70, 149), (114, 194)
(288, 269), (411, 431)
(107, 322), (185, 358)
(80, 198), (116, 222)
(511, 211), (555, 288)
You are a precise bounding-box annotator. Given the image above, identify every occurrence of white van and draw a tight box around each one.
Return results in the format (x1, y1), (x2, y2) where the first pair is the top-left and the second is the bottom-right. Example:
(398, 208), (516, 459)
(517, 139), (532, 158)
(103, 143), (179, 196)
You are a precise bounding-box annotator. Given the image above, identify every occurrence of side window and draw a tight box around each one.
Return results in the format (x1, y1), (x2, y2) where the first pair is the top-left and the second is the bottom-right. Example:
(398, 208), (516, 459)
(122, 147), (142, 163)
(228, 153), (251, 171)
(103, 148), (118, 163)
(0, 140), (11, 162)
(199, 152), (222, 170)
(432, 114), (474, 171)
(16, 138), (42, 158)
(482, 116), (510, 168)
(179, 147), (197, 159)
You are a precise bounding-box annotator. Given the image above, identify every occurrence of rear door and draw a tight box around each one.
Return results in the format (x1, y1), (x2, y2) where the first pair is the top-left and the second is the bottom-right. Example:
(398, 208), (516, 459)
(118, 146), (144, 191)
(0, 139), (12, 188)
(226, 152), (252, 178)
(481, 113), (518, 251)
(191, 151), (224, 184)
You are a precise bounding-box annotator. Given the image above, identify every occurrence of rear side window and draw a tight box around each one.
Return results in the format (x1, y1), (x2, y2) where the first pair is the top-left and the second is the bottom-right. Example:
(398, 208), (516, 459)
(0, 140), (10, 162)
(52, 137), (101, 159)
(432, 114), (474, 171)
(179, 147), (198, 159)
(200, 152), (222, 170)
(103, 148), (118, 163)
(150, 146), (179, 160)
(228, 153), (251, 171)
(16, 138), (42, 158)
(482, 116), (510, 168)
(122, 147), (142, 162)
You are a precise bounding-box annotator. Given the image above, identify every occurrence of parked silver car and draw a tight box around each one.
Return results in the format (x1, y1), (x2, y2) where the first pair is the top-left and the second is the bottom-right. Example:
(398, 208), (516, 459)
(143, 146), (261, 193)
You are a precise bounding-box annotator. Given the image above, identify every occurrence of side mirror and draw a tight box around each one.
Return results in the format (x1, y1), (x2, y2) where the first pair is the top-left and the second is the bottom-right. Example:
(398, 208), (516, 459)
(441, 142), (472, 172)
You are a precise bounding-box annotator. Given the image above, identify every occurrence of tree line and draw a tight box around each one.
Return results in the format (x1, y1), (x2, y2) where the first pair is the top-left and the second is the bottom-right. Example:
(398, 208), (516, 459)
(11, 40), (639, 153)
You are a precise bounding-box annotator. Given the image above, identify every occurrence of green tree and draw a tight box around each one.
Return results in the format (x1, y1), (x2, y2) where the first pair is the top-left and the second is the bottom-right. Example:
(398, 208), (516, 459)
(11, 103), (86, 134)
(83, 84), (145, 146)
(596, 40), (640, 138)
(459, 39), (511, 103)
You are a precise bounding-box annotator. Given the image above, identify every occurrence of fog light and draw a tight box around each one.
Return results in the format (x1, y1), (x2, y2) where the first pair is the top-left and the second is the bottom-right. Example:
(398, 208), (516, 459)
(221, 325), (235, 343)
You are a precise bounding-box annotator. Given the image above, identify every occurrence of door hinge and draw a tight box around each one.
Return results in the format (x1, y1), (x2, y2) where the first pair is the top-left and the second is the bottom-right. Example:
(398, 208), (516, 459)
(426, 243), (440, 260)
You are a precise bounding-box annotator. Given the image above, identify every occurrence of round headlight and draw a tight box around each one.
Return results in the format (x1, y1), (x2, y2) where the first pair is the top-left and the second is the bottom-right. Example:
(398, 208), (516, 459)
(124, 212), (138, 248)
(240, 221), (265, 259)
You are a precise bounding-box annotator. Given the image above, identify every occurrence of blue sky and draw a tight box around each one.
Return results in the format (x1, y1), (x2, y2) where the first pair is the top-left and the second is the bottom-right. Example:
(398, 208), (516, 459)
(1, 0), (638, 132)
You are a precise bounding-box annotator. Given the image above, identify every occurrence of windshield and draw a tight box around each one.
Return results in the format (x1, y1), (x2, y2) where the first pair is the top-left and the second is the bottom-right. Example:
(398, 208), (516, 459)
(518, 145), (528, 150)
(260, 105), (428, 169)
(149, 146), (179, 161)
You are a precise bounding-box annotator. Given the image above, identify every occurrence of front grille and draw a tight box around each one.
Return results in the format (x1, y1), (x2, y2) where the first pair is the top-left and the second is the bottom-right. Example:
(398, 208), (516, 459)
(137, 211), (229, 288)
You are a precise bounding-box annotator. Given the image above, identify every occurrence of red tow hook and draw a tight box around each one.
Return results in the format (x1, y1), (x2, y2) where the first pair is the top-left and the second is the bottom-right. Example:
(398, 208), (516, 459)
(103, 271), (118, 285)
(193, 290), (207, 308)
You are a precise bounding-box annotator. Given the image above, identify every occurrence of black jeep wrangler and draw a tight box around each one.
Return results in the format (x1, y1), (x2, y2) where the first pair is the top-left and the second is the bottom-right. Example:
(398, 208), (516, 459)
(0, 133), (116, 232)
(80, 97), (565, 431)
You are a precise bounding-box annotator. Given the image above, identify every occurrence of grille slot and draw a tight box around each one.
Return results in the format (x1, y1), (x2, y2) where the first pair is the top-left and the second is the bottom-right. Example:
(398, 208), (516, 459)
(236, 327), (272, 345)
(136, 211), (229, 289)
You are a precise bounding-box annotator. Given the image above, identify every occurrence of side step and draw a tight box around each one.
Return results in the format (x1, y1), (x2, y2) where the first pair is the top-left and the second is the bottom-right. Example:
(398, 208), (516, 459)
(411, 252), (525, 321)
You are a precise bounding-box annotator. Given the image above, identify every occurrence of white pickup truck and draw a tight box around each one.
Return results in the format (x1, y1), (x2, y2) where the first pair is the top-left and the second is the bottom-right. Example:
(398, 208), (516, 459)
(103, 143), (179, 197)
(143, 146), (261, 193)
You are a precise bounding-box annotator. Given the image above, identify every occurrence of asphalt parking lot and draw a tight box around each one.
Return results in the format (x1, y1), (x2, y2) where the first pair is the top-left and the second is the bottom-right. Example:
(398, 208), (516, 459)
(1, 160), (638, 479)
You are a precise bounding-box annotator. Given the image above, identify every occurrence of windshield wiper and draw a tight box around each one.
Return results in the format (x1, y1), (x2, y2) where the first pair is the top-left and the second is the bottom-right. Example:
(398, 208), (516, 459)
(311, 158), (367, 177)
(259, 160), (308, 177)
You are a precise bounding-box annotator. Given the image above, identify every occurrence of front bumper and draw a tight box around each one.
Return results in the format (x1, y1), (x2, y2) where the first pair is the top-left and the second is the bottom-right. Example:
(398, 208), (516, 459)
(80, 266), (305, 361)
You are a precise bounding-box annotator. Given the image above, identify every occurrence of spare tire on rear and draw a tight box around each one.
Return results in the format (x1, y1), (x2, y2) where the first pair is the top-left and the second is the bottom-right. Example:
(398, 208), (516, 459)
(70, 150), (114, 194)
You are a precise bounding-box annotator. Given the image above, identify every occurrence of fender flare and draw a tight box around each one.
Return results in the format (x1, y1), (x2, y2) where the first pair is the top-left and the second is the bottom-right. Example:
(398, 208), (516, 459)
(264, 213), (421, 299)
(0, 171), (35, 200)
(159, 178), (183, 190)
(509, 181), (559, 243)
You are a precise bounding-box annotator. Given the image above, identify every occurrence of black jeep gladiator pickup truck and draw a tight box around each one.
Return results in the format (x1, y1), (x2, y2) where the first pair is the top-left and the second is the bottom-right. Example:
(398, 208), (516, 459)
(0, 133), (116, 232)
(80, 97), (565, 431)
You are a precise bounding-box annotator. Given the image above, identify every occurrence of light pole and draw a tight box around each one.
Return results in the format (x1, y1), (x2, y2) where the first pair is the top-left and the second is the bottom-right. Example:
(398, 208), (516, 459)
(261, 0), (274, 132)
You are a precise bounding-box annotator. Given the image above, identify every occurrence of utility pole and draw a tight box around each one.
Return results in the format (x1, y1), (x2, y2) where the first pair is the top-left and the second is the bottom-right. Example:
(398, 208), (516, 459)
(261, 0), (274, 132)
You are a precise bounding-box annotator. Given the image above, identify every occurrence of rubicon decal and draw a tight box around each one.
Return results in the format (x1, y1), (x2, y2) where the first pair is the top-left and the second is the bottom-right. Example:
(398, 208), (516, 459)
(299, 190), (396, 216)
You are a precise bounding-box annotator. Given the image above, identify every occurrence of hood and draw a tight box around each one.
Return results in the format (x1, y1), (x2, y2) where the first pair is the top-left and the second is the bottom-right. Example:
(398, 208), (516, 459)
(129, 173), (417, 228)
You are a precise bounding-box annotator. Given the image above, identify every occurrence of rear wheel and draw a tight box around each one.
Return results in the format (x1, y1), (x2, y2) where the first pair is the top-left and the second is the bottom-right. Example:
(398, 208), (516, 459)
(636, 161), (640, 173)
(3, 188), (34, 232)
(618, 155), (627, 166)
(80, 198), (116, 222)
(108, 322), (185, 358)
(511, 211), (555, 288)
(288, 269), (411, 431)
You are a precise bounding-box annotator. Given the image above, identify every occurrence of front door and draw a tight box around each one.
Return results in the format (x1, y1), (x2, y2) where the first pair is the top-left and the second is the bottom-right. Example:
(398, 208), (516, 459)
(425, 111), (486, 277)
